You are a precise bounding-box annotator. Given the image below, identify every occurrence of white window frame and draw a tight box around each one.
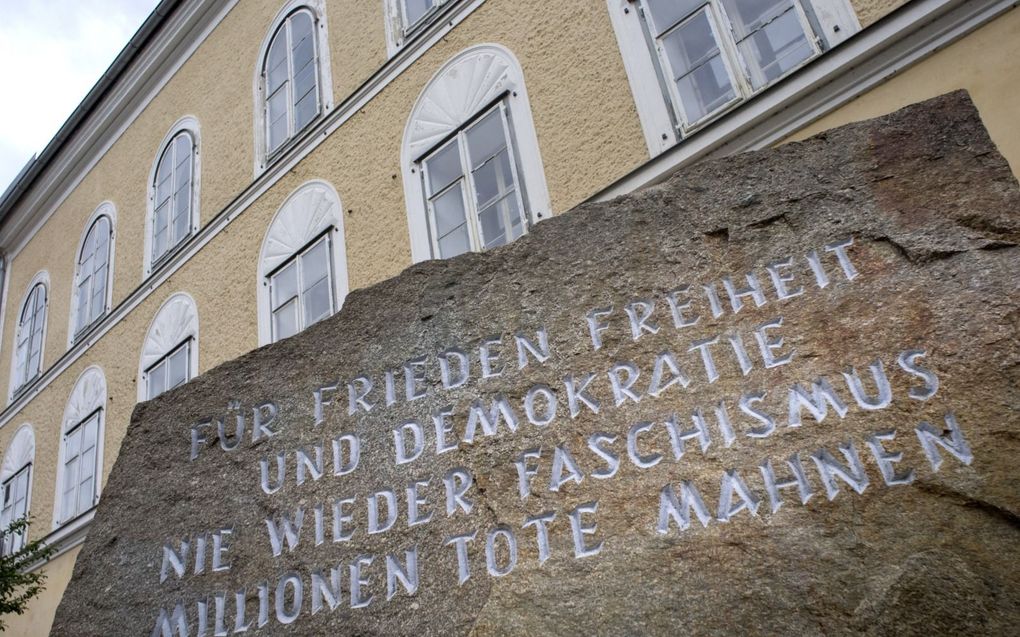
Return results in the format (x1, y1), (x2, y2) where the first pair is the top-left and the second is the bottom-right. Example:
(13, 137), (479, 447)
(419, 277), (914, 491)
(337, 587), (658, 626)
(419, 101), (529, 257)
(8, 272), (49, 401)
(138, 293), (200, 402)
(608, 0), (860, 155)
(382, 0), (452, 55)
(401, 44), (551, 264)
(144, 339), (192, 400)
(257, 181), (348, 345)
(1, 463), (31, 555)
(145, 117), (201, 277)
(54, 366), (106, 529)
(0, 424), (34, 556)
(253, 0), (334, 175)
(268, 233), (335, 342)
(69, 203), (116, 344)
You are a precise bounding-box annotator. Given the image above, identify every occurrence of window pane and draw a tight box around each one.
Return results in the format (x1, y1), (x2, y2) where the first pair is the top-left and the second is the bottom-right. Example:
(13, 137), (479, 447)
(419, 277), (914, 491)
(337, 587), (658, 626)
(465, 109), (507, 168)
(403, 0), (435, 26)
(148, 361), (166, 399)
(294, 89), (318, 132)
(266, 32), (289, 93)
(303, 278), (332, 327)
(675, 55), (736, 123)
(77, 475), (94, 513)
(644, 0), (706, 36)
(268, 90), (289, 152)
(424, 140), (463, 194)
(273, 300), (299, 340)
(735, 7), (813, 89)
(75, 277), (90, 329)
(431, 185), (468, 238)
(437, 224), (471, 259)
(90, 268), (107, 323)
(478, 193), (523, 250)
(168, 346), (189, 390)
(300, 239), (329, 289)
(720, 0), (791, 40)
(272, 262), (299, 310)
(661, 10), (736, 124)
(291, 14), (315, 69)
(471, 149), (515, 209)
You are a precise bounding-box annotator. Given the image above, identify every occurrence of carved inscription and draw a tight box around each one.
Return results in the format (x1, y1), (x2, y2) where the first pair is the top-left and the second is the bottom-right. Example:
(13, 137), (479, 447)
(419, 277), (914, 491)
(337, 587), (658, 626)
(152, 238), (975, 635)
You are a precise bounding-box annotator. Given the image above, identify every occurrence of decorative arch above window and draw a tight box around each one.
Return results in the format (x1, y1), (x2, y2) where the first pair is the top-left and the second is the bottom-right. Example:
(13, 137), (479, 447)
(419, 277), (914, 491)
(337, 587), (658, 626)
(70, 202), (115, 342)
(1, 424), (34, 554)
(146, 117), (200, 275)
(9, 272), (49, 400)
(253, 1), (334, 174)
(401, 44), (551, 264)
(54, 366), (107, 528)
(139, 293), (199, 402)
(257, 180), (349, 345)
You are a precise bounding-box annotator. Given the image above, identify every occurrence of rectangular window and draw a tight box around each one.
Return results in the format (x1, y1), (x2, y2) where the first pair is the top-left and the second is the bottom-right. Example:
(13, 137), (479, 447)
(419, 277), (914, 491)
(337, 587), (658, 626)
(61, 413), (100, 523)
(146, 341), (191, 400)
(642, 0), (819, 131)
(0, 464), (30, 555)
(269, 234), (335, 342)
(420, 102), (528, 259)
(401, 0), (446, 32)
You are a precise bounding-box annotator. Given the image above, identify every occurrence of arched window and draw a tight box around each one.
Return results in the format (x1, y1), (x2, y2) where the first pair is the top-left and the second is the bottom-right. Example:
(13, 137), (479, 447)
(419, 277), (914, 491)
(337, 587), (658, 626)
(258, 5), (330, 163)
(0, 425), (34, 555)
(401, 45), (551, 263)
(139, 293), (199, 401)
(71, 205), (114, 339)
(12, 276), (48, 395)
(55, 367), (106, 527)
(151, 130), (196, 267)
(257, 181), (348, 345)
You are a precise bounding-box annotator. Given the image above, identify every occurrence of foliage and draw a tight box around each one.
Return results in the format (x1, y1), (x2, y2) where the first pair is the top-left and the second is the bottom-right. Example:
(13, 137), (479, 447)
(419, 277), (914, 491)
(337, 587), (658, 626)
(0, 518), (56, 631)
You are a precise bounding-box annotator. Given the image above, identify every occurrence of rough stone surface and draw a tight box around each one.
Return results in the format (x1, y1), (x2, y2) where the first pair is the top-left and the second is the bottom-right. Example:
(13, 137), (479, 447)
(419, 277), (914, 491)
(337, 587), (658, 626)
(52, 92), (1020, 636)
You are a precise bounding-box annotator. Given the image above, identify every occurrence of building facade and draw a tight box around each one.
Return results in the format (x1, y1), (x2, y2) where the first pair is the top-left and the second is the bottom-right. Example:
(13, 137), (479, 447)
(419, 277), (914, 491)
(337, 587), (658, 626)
(0, 0), (1016, 632)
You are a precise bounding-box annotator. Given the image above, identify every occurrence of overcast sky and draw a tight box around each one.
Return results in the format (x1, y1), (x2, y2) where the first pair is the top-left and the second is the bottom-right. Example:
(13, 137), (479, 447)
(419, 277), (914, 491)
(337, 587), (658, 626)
(0, 0), (159, 194)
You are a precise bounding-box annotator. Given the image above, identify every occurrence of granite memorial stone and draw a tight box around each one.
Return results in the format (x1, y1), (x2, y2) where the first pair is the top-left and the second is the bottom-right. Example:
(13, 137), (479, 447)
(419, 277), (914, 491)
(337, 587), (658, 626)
(52, 91), (1020, 636)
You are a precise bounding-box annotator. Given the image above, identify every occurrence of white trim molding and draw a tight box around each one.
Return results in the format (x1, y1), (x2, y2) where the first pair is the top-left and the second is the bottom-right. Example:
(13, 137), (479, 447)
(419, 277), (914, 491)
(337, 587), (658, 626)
(7, 271), (50, 404)
(138, 292), (200, 402)
(67, 202), (117, 347)
(252, 0), (335, 176)
(144, 116), (202, 278)
(401, 43), (551, 263)
(53, 365), (107, 529)
(257, 180), (349, 345)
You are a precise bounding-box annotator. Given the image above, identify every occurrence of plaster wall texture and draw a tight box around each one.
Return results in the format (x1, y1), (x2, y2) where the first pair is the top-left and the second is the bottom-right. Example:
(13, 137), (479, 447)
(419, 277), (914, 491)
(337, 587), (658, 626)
(2, 546), (81, 636)
(850, 0), (911, 27)
(789, 7), (1020, 178)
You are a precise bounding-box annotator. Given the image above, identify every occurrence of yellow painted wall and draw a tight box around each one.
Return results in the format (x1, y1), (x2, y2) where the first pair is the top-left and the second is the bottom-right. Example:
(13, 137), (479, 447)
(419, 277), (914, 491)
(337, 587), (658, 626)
(789, 7), (1020, 179)
(2, 546), (80, 636)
